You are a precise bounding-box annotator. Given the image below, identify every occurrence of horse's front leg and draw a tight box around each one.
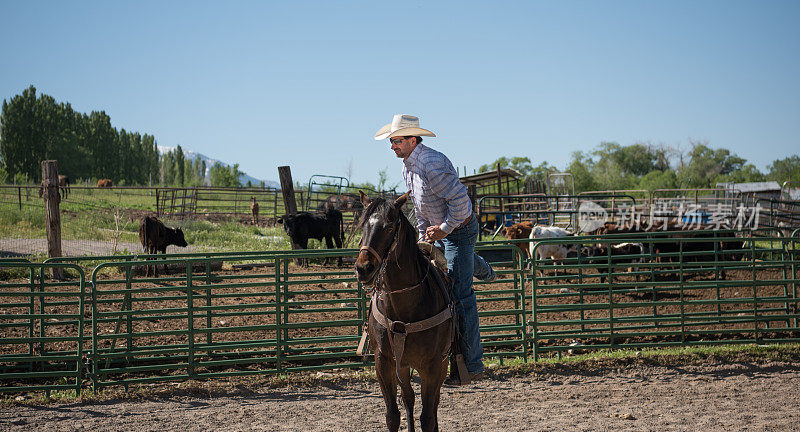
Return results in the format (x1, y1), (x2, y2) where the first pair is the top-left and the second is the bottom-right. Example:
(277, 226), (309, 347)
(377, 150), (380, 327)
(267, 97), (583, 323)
(375, 352), (401, 432)
(396, 365), (415, 432)
(419, 357), (448, 432)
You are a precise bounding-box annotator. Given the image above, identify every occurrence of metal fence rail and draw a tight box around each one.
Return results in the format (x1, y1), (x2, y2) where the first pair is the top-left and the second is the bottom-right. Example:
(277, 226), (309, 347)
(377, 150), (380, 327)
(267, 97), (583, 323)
(2, 232), (799, 394)
(87, 250), (362, 390)
(0, 262), (86, 395)
(529, 232), (800, 359)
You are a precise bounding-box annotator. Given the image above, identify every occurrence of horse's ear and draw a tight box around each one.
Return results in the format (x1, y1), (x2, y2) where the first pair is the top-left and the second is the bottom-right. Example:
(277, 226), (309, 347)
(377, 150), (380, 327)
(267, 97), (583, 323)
(359, 190), (371, 207)
(393, 191), (410, 209)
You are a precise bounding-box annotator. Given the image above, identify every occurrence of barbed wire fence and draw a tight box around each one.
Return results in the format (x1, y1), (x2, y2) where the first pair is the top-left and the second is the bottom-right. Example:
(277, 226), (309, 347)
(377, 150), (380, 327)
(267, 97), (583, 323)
(0, 184), (295, 257)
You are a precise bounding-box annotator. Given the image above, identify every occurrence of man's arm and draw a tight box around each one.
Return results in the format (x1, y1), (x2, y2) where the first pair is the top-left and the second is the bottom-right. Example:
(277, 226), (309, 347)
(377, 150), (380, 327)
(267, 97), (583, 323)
(404, 166), (431, 241)
(427, 158), (471, 235)
(415, 211), (431, 242)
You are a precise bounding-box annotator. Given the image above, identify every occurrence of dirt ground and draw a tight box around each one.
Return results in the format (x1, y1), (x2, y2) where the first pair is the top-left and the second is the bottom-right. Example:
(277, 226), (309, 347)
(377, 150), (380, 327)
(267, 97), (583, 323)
(2, 357), (799, 432)
(2, 256), (799, 431)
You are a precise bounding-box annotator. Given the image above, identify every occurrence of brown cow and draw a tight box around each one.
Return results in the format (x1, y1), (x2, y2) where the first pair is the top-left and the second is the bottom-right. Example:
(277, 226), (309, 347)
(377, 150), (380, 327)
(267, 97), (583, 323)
(501, 221), (535, 259)
(138, 216), (188, 276)
(97, 179), (113, 187)
(38, 175), (71, 199)
(250, 197), (259, 225)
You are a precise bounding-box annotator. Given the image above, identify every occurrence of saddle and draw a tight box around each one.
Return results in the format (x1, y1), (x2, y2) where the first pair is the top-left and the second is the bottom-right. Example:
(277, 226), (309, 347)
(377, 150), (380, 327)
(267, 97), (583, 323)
(417, 241), (449, 283)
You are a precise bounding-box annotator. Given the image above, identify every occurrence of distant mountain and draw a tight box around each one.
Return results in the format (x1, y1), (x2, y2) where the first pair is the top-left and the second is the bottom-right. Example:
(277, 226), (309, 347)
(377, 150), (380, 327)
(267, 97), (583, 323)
(157, 145), (279, 188)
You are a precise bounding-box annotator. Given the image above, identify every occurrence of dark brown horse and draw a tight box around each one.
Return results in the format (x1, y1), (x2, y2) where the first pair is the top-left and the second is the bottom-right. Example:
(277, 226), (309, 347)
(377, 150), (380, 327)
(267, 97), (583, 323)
(355, 191), (453, 432)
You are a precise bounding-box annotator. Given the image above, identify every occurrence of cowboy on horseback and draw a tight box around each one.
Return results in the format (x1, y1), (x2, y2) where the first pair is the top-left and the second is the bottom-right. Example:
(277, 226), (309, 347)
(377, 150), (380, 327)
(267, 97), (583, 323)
(375, 114), (496, 384)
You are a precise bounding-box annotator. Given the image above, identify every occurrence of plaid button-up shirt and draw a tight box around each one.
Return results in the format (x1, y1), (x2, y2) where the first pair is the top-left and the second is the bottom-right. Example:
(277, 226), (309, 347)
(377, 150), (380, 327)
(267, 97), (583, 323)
(402, 143), (473, 241)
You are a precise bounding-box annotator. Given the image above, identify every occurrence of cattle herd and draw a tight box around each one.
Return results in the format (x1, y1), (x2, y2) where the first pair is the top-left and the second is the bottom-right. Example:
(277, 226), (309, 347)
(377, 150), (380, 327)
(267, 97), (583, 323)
(502, 220), (748, 282)
(123, 186), (752, 282)
(131, 210), (748, 279)
(131, 195), (349, 272)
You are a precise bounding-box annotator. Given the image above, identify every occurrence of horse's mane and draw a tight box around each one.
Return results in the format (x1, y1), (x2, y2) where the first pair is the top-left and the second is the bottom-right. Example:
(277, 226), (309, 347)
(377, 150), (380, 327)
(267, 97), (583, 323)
(358, 198), (422, 267)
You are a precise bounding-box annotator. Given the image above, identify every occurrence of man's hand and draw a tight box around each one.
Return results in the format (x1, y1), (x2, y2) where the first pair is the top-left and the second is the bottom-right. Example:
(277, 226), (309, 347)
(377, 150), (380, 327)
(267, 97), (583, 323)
(425, 226), (447, 242)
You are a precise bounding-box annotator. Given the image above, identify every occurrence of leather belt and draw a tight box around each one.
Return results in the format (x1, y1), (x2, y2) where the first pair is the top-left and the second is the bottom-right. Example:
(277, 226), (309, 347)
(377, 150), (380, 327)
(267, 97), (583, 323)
(452, 214), (473, 231)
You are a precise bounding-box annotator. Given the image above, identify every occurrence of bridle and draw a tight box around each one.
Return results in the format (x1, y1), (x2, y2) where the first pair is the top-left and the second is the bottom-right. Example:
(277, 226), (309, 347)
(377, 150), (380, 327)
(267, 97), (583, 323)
(359, 215), (401, 273)
(359, 211), (432, 296)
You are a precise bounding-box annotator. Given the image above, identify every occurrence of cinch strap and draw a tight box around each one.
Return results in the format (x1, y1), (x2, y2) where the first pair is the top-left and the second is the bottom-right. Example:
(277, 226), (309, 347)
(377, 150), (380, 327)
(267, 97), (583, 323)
(370, 292), (452, 380)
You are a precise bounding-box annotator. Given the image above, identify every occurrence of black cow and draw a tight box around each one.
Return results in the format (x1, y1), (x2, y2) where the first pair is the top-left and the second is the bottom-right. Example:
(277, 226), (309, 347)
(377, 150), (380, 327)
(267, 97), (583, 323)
(651, 232), (746, 280)
(582, 242), (647, 284)
(138, 216), (188, 276)
(277, 207), (344, 266)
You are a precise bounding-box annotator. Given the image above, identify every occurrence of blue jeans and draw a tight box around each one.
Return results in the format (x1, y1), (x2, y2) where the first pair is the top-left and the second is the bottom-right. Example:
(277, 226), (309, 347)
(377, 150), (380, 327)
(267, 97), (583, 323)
(437, 215), (485, 374)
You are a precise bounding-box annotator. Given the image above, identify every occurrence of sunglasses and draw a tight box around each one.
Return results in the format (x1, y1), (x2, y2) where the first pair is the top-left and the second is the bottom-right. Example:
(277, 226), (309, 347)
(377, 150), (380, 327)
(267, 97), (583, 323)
(390, 137), (409, 145)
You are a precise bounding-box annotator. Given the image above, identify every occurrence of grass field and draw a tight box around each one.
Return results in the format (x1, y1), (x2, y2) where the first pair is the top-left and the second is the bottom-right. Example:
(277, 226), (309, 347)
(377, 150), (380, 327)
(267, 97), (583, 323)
(0, 185), (360, 257)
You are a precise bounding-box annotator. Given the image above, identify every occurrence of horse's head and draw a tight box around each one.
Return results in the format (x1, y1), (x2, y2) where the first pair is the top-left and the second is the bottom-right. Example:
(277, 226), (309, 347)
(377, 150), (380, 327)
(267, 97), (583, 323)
(354, 190), (410, 285)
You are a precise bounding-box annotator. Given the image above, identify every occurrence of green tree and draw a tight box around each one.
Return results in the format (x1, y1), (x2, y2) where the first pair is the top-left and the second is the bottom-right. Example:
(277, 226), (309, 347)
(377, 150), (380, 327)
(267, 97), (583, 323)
(1, 86), (158, 185)
(188, 155), (204, 186)
(637, 169), (679, 191)
(0, 86), (46, 180)
(593, 158), (636, 190)
(143, 134), (159, 185)
(478, 156), (534, 177)
(209, 162), (242, 187)
(88, 111), (116, 180)
(716, 163), (765, 184)
(117, 129), (132, 184)
(528, 161), (558, 182)
(567, 151), (599, 193)
(678, 141), (746, 188)
(197, 156), (206, 185)
(162, 150), (176, 185)
(592, 141), (664, 176)
(175, 145), (185, 186)
(767, 155), (800, 185)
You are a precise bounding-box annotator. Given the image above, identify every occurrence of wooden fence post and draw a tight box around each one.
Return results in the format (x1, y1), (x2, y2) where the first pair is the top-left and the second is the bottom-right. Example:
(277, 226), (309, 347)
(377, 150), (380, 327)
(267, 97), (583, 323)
(278, 166), (297, 215)
(41, 160), (63, 280)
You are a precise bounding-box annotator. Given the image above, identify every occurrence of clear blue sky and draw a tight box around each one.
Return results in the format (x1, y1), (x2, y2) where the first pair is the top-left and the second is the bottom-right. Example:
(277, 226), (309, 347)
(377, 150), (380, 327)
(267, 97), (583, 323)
(1, 1), (798, 188)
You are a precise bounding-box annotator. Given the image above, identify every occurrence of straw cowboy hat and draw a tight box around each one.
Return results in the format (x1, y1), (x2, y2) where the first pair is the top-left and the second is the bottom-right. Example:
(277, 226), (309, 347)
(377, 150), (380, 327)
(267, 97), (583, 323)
(374, 114), (436, 140)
